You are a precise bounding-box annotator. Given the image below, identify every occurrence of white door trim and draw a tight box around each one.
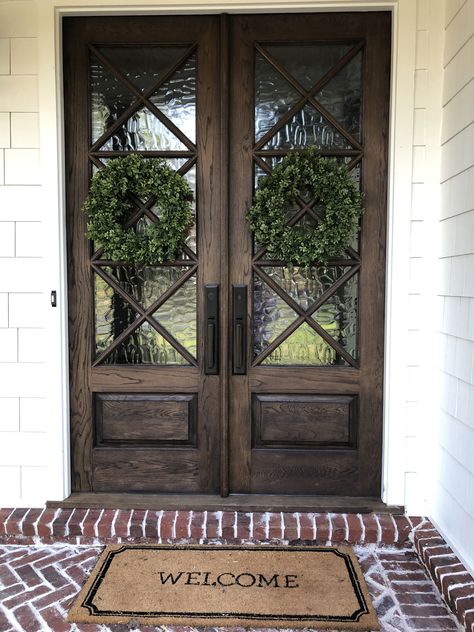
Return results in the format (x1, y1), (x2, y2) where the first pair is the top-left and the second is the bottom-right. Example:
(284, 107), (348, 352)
(39, 0), (416, 507)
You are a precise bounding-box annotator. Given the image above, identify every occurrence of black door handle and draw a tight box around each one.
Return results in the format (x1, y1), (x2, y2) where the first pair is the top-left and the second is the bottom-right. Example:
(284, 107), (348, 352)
(204, 284), (219, 374)
(232, 285), (247, 374)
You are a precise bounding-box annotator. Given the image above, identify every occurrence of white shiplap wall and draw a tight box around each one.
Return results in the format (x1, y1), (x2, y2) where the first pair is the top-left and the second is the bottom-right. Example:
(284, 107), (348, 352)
(434, 0), (474, 572)
(0, 1), (49, 506)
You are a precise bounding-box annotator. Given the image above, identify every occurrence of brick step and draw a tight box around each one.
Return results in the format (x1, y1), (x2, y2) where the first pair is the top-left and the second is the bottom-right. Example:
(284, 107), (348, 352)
(1, 509), (418, 546)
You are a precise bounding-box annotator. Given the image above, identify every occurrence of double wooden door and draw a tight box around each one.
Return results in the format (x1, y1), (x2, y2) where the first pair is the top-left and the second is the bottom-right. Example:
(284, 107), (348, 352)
(64, 13), (390, 498)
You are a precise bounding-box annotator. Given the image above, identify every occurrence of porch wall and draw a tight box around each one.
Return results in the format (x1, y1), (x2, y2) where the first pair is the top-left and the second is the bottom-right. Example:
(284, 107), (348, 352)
(433, 0), (474, 574)
(0, 0), (452, 516)
(0, 1), (49, 506)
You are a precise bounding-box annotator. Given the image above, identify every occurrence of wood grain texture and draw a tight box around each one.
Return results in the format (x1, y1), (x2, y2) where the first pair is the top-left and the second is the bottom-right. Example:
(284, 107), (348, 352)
(96, 394), (196, 445)
(253, 394), (355, 447)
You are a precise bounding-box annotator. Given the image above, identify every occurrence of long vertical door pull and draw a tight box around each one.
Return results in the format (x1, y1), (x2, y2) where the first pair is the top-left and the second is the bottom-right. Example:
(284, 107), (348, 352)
(232, 285), (247, 374)
(205, 284), (219, 374)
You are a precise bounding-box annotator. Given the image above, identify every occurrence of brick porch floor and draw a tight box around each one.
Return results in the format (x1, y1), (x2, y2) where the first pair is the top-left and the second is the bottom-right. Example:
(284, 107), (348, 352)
(0, 510), (472, 632)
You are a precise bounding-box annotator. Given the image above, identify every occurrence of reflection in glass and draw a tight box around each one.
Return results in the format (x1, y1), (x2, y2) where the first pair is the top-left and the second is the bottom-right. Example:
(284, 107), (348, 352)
(253, 275), (298, 357)
(99, 107), (187, 151)
(104, 322), (189, 365)
(97, 46), (188, 93)
(153, 277), (197, 359)
(263, 266), (351, 310)
(94, 274), (138, 358)
(255, 52), (301, 141)
(264, 44), (352, 91)
(312, 272), (358, 359)
(261, 322), (348, 366)
(315, 52), (362, 140)
(101, 266), (190, 309)
(90, 56), (136, 144)
(262, 104), (353, 150)
(150, 54), (196, 143)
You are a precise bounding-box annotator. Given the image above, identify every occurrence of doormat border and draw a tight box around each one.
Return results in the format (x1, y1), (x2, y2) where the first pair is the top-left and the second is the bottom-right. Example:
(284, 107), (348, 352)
(69, 543), (378, 628)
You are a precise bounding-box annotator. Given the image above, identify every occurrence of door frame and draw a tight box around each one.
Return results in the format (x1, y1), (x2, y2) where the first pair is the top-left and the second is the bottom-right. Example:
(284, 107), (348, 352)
(39, 0), (419, 508)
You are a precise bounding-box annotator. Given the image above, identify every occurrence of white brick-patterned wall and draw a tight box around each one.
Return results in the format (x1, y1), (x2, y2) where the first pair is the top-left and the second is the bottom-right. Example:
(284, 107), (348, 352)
(433, 0), (474, 574)
(0, 0), (47, 506)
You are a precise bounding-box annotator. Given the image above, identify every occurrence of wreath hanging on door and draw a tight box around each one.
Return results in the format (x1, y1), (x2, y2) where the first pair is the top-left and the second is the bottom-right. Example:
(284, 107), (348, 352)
(246, 148), (363, 266)
(83, 153), (194, 264)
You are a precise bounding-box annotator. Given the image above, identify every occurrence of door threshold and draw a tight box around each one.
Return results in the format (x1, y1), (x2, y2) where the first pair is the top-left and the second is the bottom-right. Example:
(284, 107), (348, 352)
(47, 493), (404, 514)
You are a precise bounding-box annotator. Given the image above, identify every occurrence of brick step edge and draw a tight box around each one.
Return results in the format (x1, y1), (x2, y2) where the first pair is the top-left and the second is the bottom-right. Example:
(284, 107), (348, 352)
(0, 508), (423, 546)
(414, 523), (474, 632)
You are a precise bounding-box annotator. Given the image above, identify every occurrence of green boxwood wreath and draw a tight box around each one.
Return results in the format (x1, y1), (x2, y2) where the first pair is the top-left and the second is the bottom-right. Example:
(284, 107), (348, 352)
(83, 153), (194, 265)
(246, 148), (363, 266)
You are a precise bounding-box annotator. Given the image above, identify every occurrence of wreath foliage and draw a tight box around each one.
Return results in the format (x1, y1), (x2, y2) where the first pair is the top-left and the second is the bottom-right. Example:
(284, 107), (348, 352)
(83, 153), (194, 265)
(246, 148), (363, 266)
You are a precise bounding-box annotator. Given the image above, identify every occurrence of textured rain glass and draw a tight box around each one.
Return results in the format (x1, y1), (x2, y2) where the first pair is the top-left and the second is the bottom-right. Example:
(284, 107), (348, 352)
(315, 52), (362, 141)
(99, 107), (187, 151)
(153, 276), (197, 359)
(101, 266), (190, 309)
(264, 44), (351, 90)
(261, 322), (348, 366)
(105, 322), (189, 365)
(255, 52), (301, 141)
(253, 275), (298, 358)
(90, 56), (136, 144)
(150, 54), (196, 143)
(262, 104), (353, 150)
(312, 272), (358, 359)
(94, 274), (138, 358)
(97, 46), (188, 93)
(263, 266), (351, 310)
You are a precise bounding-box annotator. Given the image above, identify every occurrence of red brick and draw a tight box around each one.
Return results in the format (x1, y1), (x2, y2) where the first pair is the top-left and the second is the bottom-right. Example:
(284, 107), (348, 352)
(397, 591), (441, 605)
(11, 604), (43, 632)
(36, 508), (58, 538)
(299, 512), (314, 540)
(2, 583), (50, 609)
(96, 508), (116, 539)
(380, 560), (422, 572)
(5, 508), (30, 535)
(21, 508), (45, 537)
(346, 513), (363, 543)
(81, 508), (103, 538)
(175, 511), (191, 539)
(144, 510), (159, 539)
(39, 564), (70, 589)
(190, 510), (205, 539)
(436, 562), (465, 585)
(0, 562), (19, 587)
(445, 572), (474, 598)
(222, 511), (236, 539)
(464, 609), (474, 631)
(205, 511), (220, 539)
(399, 603), (451, 617)
(456, 595), (474, 623)
(361, 513), (379, 543)
(236, 512), (250, 539)
(404, 616), (458, 630)
(449, 583), (474, 604)
(15, 563), (44, 588)
(428, 554), (459, 578)
(392, 514), (412, 544)
(38, 605), (73, 632)
(0, 583), (25, 601)
(159, 510), (176, 539)
(252, 512), (267, 540)
(283, 512), (299, 540)
(51, 509), (75, 537)
(0, 608), (12, 632)
(268, 512), (283, 540)
(314, 513), (330, 543)
(33, 583), (77, 609)
(330, 513), (347, 543)
(377, 514), (397, 544)
(129, 509), (147, 538)
(0, 508), (15, 536)
(113, 509), (132, 538)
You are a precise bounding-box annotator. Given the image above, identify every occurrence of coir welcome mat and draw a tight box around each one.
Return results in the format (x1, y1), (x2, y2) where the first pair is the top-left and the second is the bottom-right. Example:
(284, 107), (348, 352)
(68, 544), (379, 629)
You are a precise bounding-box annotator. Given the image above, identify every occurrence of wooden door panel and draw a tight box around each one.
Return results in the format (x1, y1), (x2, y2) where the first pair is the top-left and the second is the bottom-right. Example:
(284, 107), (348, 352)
(64, 16), (222, 494)
(229, 13), (390, 496)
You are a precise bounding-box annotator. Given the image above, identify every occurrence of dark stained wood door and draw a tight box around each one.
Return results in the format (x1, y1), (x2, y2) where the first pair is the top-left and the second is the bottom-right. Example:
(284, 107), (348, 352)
(64, 12), (390, 498)
(64, 16), (223, 493)
(228, 13), (390, 496)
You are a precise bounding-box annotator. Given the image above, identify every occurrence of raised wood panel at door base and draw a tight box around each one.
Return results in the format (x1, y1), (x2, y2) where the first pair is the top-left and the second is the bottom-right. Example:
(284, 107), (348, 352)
(252, 394), (357, 448)
(95, 393), (197, 446)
